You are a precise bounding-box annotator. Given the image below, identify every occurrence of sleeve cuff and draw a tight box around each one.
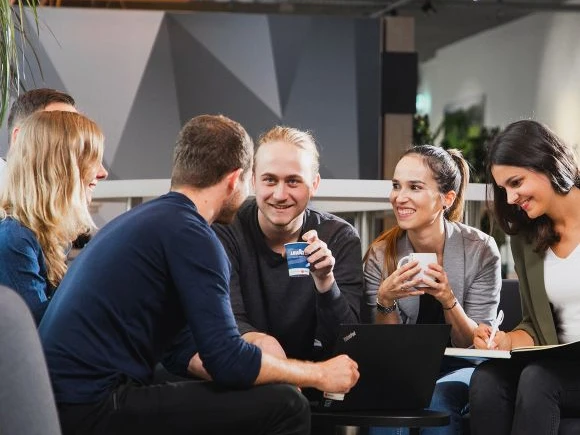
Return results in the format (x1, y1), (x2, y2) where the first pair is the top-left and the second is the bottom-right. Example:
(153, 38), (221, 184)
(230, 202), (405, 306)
(316, 281), (341, 307)
(237, 322), (259, 337)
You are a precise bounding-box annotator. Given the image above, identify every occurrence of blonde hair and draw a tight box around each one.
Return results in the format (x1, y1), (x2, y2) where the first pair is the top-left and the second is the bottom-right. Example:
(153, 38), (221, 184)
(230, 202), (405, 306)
(257, 126), (320, 178)
(0, 111), (104, 287)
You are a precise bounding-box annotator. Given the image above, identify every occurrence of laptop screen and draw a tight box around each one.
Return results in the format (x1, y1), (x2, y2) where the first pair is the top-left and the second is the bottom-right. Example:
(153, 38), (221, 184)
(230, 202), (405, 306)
(316, 323), (451, 411)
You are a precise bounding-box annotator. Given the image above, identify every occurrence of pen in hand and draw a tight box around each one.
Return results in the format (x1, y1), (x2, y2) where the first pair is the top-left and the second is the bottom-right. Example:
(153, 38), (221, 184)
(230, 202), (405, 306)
(487, 309), (504, 349)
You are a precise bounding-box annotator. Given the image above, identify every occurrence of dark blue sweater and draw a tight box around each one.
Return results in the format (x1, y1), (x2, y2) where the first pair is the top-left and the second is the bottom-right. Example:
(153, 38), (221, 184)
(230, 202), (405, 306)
(39, 192), (261, 404)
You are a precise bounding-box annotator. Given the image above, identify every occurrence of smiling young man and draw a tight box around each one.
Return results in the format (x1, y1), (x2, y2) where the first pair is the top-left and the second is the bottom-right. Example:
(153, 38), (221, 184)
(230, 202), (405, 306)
(212, 126), (363, 362)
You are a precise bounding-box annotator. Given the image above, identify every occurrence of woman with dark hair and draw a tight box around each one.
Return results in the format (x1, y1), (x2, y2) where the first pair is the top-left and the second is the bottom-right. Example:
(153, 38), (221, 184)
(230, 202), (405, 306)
(364, 145), (502, 435)
(470, 120), (580, 434)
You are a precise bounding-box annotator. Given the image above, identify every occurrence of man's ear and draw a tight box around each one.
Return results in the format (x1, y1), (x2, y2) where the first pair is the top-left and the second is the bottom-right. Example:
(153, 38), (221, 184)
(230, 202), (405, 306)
(310, 173), (321, 196)
(225, 168), (244, 194)
(10, 127), (20, 147)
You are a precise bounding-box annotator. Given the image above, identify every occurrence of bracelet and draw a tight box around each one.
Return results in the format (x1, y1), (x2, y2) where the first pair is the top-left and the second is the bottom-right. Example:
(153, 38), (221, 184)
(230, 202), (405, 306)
(376, 299), (397, 314)
(443, 299), (458, 311)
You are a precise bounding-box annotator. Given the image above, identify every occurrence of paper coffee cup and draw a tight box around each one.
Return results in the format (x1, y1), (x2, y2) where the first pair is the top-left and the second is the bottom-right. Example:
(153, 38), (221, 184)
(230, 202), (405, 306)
(323, 392), (345, 401)
(284, 242), (310, 277)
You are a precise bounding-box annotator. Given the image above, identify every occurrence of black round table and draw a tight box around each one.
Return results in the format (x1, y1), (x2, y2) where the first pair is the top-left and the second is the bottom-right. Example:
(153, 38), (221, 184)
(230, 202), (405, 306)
(311, 409), (450, 435)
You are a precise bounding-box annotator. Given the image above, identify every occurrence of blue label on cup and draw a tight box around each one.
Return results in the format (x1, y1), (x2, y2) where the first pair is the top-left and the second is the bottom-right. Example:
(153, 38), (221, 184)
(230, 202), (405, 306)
(284, 242), (310, 277)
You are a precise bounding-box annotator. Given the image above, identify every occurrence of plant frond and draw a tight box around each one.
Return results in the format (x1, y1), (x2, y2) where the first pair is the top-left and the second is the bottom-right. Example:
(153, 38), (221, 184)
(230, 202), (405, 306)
(0, 0), (40, 125)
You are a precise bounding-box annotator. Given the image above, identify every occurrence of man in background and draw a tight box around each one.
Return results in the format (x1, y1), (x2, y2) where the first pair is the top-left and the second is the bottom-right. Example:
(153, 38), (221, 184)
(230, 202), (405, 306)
(1, 88), (78, 187)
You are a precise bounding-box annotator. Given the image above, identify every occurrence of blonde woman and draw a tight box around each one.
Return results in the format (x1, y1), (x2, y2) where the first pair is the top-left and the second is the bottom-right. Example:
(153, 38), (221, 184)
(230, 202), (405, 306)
(0, 111), (107, 323)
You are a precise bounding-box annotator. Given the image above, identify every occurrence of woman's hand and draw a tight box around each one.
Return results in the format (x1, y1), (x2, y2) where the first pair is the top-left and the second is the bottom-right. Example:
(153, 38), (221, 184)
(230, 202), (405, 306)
(473, 323), (512, 350)
(377, 260), (424, 306)
(421, 263), (456, 308)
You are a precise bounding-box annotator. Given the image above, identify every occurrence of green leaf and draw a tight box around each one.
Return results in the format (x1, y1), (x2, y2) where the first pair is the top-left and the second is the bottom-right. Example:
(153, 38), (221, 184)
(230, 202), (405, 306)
(0, 0), (39, 125)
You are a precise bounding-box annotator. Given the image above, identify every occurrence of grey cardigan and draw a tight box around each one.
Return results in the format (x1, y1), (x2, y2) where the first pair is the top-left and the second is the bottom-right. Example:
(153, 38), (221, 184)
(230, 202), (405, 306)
(363, 220), (502, 326)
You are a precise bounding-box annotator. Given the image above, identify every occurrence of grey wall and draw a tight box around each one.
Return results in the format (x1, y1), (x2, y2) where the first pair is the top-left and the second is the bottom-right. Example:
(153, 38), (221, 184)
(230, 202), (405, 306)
(2, 8), (381, 180)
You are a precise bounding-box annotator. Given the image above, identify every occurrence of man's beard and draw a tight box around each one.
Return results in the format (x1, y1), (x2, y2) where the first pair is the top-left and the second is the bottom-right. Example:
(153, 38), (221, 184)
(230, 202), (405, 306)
(215, 188), (244, 224)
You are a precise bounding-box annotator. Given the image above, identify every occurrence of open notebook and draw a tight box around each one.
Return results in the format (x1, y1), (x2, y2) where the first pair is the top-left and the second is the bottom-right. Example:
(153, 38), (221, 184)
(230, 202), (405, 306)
(445, 340), (580, 362)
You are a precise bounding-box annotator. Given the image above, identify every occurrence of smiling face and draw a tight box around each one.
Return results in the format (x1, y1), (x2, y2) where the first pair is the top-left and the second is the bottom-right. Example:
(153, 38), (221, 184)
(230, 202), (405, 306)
(491, 164), (555, 219)
(253, 140), (320, 236)
(390, 154), (448, 231)
(84, 160), (108, 204)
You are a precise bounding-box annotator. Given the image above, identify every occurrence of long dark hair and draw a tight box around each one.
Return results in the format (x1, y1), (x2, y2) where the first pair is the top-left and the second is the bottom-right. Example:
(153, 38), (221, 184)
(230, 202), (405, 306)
(364, 145), (469, 274)
(487, 120), (580, 252)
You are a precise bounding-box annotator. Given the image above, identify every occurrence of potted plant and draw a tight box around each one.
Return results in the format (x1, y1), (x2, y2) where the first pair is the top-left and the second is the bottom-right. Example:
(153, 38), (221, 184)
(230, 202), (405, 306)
(0, 0), (39, 124)
(413, 112), (499, 183)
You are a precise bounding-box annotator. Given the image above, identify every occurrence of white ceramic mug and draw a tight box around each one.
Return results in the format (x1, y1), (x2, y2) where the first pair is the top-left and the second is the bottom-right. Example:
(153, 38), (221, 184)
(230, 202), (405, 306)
(397, 252), (438, 288)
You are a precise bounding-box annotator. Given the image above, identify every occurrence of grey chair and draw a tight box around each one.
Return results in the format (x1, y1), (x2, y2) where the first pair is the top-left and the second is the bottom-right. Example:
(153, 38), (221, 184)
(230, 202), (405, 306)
(496, 278), (522, 331)
(0, 285), (61, 435)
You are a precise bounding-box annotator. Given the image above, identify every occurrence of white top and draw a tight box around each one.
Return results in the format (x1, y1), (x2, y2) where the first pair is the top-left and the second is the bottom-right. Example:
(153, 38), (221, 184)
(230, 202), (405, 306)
(545, 245), (580, 343)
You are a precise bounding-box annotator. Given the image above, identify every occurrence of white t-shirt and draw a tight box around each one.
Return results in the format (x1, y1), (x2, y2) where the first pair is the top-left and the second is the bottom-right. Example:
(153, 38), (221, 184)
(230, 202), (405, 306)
(544, 245), (580, 343)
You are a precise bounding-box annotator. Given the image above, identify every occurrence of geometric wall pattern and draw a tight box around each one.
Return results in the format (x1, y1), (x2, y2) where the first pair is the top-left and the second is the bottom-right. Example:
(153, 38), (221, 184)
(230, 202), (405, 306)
(1, 8), (381, 180)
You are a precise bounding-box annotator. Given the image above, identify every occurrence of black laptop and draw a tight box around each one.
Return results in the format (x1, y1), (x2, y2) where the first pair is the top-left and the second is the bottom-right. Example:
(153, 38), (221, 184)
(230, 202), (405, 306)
(313, 323), (451, 411)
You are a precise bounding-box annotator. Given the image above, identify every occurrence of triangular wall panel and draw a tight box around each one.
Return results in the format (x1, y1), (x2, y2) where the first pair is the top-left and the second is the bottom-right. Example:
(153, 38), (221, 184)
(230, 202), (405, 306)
(2, 8), (382, 183)
(35, 8), (164, 165)
(281, 17), (359, 179)
(20, 12), (67, 96)
(168, 16), (279, 140)
(0, 11), (68, 156)
(171, 12), (282, 118)
(268, 15), (313, 114)
(112, 17), (181, 180)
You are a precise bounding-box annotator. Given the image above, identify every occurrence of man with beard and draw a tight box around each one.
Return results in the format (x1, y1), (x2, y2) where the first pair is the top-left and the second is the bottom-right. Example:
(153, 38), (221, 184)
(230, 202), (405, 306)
(39, 115), (359, 435)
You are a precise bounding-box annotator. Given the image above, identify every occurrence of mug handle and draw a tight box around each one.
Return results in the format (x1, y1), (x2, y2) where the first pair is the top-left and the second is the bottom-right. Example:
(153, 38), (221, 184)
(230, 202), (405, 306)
(397, 254), (411, 269)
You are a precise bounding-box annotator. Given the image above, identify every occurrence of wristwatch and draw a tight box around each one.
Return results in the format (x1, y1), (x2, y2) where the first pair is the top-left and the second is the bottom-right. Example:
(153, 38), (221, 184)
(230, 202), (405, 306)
(376, 299), (397, 314)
